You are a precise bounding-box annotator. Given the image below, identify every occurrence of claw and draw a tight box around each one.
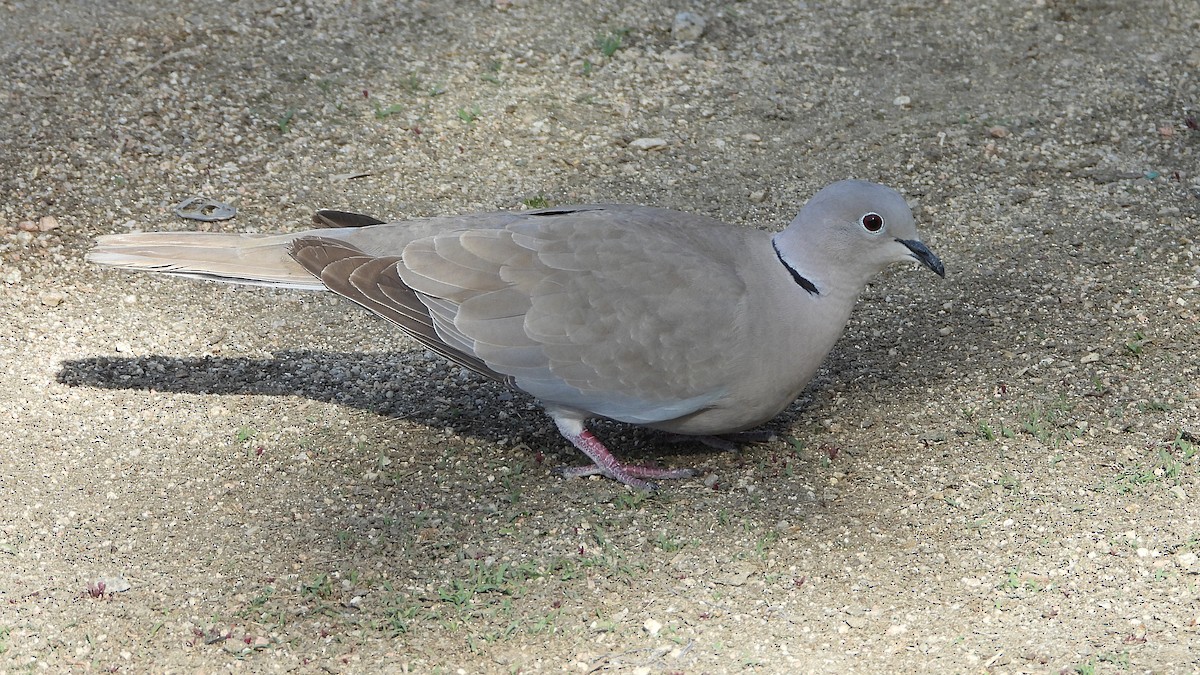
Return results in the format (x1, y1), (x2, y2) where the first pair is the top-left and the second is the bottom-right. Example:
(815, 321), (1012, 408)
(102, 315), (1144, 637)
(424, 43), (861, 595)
(555, 463), (698, 490)
(549, 411), (698, 490)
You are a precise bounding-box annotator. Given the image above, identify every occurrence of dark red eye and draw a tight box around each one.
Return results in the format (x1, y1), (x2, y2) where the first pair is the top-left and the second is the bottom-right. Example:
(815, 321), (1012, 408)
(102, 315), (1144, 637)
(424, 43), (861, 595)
(861, 212), (884, 232)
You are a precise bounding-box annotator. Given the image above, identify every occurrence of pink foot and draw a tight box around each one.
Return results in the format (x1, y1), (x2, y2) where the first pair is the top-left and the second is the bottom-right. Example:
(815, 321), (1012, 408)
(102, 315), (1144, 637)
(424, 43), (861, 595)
(551, 414), (697, 490)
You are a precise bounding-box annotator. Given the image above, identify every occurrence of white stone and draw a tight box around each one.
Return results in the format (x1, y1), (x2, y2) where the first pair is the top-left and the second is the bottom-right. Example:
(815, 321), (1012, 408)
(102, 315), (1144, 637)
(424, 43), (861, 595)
(629, 137), (669, 151)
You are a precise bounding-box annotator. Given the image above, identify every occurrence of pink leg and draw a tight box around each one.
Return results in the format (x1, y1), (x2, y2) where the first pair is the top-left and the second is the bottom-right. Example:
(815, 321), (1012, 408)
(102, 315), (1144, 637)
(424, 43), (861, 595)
(551, 413), (697, 490)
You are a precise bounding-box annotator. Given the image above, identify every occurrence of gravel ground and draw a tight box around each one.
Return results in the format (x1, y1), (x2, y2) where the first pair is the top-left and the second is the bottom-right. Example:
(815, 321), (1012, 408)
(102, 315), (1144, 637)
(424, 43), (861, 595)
(3, 0), (1199, 672)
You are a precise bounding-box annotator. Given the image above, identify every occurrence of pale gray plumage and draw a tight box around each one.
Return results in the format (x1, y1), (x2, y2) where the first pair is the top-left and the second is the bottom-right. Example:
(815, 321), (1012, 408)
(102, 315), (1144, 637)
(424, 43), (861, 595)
(88, 180), (944, 489)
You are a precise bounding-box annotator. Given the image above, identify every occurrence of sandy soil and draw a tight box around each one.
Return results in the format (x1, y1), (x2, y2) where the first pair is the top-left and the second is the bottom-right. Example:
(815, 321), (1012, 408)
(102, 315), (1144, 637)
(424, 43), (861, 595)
(2, 0), (1199, 672)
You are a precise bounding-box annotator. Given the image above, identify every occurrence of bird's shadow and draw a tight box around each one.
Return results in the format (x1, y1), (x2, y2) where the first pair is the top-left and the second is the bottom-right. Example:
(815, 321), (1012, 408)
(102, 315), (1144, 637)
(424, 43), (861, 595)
(57, 350), (533, 439)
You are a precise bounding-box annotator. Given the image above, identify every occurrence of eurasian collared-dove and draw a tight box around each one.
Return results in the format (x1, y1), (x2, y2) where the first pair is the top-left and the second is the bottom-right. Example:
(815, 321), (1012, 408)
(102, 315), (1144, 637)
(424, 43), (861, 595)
(88, 180), (944, 489)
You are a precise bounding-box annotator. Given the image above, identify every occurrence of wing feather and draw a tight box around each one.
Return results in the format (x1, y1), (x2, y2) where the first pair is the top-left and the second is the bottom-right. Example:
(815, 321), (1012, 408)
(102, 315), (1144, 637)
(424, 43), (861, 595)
(288, 236), (505, 381)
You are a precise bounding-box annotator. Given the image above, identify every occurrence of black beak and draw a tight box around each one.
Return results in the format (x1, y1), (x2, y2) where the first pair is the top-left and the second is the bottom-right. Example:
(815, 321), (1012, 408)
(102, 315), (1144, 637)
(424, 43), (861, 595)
(897, 239), (945, 277)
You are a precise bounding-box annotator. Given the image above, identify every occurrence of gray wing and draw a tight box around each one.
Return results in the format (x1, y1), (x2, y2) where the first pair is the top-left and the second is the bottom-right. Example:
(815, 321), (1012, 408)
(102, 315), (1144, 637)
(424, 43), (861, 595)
(394, 206), (752, 425)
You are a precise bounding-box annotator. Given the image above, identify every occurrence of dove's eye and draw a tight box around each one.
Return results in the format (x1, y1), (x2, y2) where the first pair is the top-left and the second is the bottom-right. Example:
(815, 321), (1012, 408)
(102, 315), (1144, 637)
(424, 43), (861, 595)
(860, 213), (884, 233)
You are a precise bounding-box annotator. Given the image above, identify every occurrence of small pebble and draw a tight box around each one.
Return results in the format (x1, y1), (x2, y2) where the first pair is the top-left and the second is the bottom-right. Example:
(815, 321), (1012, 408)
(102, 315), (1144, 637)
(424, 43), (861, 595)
(893, 95), (912, 107)
(629, 137), (669, 151)
(40, 291), (65, 307)
(97, 575), (132, 593)
(643, 618), (662, 636)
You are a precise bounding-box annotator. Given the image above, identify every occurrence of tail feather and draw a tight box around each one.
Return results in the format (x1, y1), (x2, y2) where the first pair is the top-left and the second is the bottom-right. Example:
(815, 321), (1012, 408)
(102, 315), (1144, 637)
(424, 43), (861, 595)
(87, 231), (326, 290)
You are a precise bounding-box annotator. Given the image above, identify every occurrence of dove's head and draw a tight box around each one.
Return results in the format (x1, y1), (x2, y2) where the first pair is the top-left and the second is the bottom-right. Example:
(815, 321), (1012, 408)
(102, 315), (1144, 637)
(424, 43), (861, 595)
(775, 180), (944, 294)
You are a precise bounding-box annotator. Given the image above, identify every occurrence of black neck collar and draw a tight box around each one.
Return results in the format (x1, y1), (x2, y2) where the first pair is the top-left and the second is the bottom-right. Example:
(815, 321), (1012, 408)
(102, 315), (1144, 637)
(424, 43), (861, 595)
(772, 239), (819, 296)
